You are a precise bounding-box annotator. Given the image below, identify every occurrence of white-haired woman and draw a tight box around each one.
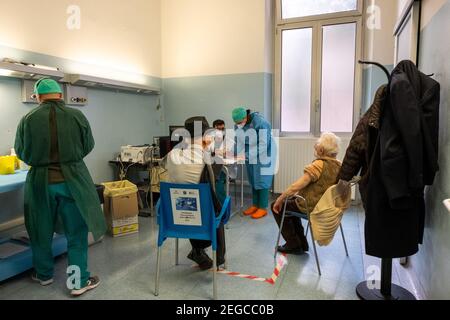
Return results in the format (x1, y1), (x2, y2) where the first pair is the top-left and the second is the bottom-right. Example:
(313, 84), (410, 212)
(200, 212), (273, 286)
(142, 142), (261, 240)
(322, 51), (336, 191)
(271, 132), (342, 255)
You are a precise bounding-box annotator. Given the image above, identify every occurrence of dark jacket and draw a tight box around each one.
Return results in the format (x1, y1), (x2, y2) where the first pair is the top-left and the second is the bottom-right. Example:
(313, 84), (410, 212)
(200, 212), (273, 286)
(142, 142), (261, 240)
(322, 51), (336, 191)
(380, 61), (440, 209)
(365, 60), (440, 258)
(337, 85), (387, 206)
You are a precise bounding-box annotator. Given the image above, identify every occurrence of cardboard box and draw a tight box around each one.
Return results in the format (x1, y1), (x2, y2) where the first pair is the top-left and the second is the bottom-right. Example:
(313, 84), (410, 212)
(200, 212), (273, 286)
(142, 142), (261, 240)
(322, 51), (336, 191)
(109, 216), (139, 237)
(104, 192), (139, 219)
(102, 180), (140, 237)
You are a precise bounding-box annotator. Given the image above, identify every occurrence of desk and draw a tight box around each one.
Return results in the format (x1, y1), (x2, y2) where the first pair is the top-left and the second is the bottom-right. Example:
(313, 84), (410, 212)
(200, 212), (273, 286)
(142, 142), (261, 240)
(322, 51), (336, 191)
(0, 170), (67, 282)
(221, 161), (245, 220)
(109, 159), (163, 217)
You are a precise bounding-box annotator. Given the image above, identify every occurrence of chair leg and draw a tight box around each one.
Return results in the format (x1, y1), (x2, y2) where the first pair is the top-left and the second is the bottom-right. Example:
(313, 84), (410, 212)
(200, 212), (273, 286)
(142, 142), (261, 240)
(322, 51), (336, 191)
(305, 221), (310, 237)
(155, 246), (161, 296)
(224, 229), (228, 270)
(175, 238), (179, 265)
(213, 250), (218, 300)
(309, 225), (322, 276)
(340, 224), (349, 257)
(274, 203), (288, 261)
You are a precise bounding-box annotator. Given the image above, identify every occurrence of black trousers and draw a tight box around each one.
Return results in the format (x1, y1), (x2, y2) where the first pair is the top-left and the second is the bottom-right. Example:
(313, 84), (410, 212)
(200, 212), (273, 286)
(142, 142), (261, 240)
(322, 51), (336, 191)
(271, 200), (309, 251)
(190, 224), (226, 260)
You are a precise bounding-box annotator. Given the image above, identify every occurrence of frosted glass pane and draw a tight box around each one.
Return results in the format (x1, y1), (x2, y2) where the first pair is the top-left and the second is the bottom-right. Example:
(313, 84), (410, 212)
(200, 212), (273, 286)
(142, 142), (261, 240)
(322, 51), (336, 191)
(281, 28), (312, 133)
(320, 23), (356, 133)
(397, 15), (412, 62)
(282, 0), (357, 19)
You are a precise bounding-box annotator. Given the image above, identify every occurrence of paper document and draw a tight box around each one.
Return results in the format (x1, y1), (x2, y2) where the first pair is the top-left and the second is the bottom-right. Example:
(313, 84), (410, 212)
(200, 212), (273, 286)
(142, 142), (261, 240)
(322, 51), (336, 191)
(170, 188), (202, 226)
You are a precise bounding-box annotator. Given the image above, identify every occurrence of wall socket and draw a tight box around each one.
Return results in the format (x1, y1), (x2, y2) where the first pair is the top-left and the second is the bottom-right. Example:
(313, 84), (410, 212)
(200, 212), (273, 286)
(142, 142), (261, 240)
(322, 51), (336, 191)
(65, 85), (88, 106)
(21, 80), (38, 104)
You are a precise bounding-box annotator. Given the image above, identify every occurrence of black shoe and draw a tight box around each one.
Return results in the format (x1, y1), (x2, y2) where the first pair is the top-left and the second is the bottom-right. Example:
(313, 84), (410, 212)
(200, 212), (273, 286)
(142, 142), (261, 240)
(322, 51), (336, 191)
(301, 240), (309, 252)
(277, 244), (305, 255)
(188, 249), (213, 270)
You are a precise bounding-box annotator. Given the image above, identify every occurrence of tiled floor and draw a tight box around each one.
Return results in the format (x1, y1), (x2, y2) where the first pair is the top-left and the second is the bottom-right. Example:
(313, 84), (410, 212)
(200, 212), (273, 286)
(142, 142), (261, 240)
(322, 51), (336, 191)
(0, 199), (365, 300)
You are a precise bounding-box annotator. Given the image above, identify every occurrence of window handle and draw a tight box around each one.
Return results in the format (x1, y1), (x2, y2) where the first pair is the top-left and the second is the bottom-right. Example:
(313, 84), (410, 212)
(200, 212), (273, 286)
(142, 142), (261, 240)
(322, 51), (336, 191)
(315, 100), (321, 113)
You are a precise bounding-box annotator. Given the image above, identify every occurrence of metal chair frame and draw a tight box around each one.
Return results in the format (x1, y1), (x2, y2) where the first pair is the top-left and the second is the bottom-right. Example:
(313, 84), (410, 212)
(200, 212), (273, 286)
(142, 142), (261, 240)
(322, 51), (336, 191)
(274, 193), (349, 276)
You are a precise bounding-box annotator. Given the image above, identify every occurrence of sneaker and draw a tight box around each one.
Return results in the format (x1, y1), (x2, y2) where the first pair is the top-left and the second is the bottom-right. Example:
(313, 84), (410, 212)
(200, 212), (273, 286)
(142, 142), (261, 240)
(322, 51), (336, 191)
(31, 273), (54, 286)
(243, 206), (258, 216)
(187, 249), (213, 270)
(70, 276), (100, 297)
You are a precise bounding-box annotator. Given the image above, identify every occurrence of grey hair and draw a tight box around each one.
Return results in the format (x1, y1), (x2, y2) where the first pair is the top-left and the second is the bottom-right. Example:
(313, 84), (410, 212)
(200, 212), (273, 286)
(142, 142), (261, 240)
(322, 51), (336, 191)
(317, 132), (341, 157)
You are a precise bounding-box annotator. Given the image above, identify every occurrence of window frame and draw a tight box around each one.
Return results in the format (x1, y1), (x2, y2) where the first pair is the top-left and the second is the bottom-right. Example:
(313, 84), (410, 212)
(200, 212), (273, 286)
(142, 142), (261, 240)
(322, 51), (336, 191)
(394, 0), (421, 65)
(274, 1), (363, 138)
(276, 0), (363, 25)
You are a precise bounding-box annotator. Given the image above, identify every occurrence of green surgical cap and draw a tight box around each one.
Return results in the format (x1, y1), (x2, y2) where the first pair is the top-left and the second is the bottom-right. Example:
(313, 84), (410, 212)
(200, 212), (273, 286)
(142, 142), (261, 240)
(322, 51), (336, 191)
(34, 78), (62, 95)
(232, 107), (247, 123)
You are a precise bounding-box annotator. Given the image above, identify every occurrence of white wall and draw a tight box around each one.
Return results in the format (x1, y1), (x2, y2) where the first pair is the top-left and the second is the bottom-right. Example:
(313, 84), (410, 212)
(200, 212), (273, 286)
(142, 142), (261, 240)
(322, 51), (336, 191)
(420, 0), (447, 29)
(161, 0), (271, 78)
(0, 0), (161, 79)
(364, 0), (397, 66)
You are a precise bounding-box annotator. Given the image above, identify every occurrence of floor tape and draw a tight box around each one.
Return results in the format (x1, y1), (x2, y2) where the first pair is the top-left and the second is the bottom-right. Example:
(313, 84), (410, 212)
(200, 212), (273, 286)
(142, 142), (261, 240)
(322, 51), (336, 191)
(214, 253), (288, 285)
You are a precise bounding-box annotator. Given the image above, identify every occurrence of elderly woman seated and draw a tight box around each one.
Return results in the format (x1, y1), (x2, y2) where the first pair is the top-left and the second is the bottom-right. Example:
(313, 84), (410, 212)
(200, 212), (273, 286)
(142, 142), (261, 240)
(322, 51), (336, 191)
(271, 132), (342, 255)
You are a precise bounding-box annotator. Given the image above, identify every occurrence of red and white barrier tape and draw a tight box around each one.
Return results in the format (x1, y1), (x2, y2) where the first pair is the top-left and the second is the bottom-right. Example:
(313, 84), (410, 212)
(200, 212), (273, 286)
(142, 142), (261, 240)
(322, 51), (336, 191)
(214, 253), (288, 285)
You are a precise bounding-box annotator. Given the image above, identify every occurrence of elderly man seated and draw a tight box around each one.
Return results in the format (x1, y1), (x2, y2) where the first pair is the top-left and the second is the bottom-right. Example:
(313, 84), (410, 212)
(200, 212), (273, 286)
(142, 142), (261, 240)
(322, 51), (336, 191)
(164, 116), (226, 270)
(271, 132), (342, 255)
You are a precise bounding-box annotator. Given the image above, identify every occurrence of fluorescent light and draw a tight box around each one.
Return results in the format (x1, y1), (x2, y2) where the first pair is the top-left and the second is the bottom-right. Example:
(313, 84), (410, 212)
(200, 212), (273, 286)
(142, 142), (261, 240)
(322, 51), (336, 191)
(0, 69), (13, 76)
(0, 60), (64, 80)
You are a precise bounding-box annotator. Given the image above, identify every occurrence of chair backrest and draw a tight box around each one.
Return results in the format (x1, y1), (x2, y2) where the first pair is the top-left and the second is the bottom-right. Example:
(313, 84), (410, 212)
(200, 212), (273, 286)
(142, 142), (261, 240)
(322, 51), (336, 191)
(157, 182), (218, 248)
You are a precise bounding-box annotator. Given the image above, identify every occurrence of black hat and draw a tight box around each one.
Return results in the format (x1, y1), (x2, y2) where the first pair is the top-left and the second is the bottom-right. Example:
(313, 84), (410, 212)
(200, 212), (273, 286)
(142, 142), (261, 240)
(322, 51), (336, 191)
(184, 116), (210, 138)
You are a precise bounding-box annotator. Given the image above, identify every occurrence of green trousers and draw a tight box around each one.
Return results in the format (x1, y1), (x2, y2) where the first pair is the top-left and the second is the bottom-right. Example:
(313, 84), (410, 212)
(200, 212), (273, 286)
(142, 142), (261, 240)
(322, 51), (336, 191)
(31, 183), (90, 285)
(252, 188), (269, 209)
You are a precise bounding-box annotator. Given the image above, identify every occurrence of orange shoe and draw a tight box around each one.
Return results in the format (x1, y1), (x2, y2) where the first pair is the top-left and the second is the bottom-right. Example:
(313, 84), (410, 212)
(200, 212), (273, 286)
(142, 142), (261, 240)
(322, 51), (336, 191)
(243, 206), (258, 216)
(251, 209), (268, 219)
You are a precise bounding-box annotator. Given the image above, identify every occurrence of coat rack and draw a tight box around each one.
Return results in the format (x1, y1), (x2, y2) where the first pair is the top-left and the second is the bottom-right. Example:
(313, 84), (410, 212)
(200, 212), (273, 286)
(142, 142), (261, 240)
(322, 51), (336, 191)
(355, 60), (416, 301)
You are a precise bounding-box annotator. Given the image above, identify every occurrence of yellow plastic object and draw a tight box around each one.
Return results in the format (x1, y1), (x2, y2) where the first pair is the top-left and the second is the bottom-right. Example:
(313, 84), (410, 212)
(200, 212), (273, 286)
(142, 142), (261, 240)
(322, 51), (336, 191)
(102, 180), (138, 197)
(0, 156), (16, 175)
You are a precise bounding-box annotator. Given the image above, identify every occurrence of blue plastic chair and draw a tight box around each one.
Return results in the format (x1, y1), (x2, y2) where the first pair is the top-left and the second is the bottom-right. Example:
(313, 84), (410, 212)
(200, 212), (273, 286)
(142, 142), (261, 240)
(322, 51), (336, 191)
(154, 182), (231, 300)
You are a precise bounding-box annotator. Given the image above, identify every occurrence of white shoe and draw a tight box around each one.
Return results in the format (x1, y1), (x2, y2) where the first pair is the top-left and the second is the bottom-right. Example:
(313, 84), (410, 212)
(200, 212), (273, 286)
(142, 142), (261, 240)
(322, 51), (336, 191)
(71, 276), (100, 297)
(31, 273), (54, 286)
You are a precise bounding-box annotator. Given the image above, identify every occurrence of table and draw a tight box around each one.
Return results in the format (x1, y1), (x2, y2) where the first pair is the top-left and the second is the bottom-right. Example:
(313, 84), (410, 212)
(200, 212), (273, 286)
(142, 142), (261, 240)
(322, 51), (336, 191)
(220, 160), (245, 220)
(109, 159), (163, 217)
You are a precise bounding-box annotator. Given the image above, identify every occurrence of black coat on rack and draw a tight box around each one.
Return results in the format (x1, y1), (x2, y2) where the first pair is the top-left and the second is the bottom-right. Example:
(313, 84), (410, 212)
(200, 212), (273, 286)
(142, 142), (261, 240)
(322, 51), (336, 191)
(365, 60), (440, 258)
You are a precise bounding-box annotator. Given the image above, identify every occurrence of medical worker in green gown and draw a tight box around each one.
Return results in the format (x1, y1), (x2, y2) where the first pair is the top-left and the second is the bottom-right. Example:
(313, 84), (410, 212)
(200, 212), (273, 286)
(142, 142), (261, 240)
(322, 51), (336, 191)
(14, 78), (106, 297)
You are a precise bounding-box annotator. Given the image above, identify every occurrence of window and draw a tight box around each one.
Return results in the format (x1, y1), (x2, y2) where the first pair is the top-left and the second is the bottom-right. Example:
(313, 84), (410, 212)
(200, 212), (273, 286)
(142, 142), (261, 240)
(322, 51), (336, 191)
(394, 0), (421, 65)
(281, 28), (313, 132)
(320, 23), (356, 133)
(275, 0), (363, 136)
(282, 0), (358, 20)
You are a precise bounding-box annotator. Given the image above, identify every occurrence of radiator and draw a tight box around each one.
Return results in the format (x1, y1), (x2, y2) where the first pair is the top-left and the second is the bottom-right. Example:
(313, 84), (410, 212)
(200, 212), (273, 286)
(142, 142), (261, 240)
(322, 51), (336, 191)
(274, 137), (350, 194)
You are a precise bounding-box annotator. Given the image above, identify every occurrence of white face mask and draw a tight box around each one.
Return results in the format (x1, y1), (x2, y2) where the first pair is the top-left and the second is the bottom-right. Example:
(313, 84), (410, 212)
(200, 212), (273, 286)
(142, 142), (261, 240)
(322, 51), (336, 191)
(236, 123), (245, 129)
(215, 131), (224, 142)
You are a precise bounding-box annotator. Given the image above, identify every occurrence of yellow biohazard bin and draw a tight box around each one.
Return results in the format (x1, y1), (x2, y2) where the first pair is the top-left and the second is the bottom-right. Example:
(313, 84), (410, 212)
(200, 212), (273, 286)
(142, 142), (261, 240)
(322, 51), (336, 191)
(102, 180), (139, 237)
(0, 156), (16, 175)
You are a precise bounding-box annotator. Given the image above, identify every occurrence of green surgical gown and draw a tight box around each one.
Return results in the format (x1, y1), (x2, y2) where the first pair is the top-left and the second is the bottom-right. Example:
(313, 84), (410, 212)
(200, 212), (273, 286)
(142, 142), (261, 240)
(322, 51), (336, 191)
(14, 100), (106, 247)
